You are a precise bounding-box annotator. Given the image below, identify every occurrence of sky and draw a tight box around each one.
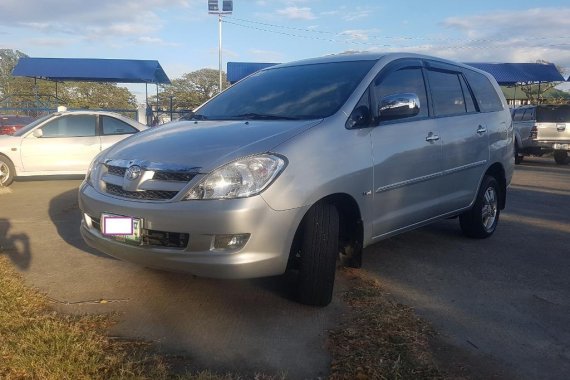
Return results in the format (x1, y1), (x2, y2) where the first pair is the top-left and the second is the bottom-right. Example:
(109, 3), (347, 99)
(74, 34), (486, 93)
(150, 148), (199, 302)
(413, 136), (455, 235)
(1, 0), (569, 101)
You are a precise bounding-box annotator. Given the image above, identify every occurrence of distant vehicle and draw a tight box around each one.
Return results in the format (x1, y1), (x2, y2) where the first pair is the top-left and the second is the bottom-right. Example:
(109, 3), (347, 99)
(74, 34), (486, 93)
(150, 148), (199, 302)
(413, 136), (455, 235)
(0, 110), (147, 186)
(0, 115), (36, 135)
(512, 104), (570, 165)
(79, 53), (513, 306)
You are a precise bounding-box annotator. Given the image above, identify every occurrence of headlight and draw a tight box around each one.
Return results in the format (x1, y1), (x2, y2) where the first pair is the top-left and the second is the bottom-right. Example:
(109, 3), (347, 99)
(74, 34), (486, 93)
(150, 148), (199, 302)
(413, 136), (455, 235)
(184, 154), (286, 200)
(85, 151), (106, 187)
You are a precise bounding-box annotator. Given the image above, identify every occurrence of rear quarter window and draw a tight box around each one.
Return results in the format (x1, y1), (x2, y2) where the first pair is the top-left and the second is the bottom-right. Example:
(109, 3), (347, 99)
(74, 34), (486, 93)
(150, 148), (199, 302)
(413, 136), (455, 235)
(464, 70), (504, 112)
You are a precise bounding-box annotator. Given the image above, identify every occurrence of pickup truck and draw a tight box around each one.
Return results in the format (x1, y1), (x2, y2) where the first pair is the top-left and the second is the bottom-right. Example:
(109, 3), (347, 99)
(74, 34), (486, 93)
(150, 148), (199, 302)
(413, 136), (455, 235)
(512, 105), (570, 165)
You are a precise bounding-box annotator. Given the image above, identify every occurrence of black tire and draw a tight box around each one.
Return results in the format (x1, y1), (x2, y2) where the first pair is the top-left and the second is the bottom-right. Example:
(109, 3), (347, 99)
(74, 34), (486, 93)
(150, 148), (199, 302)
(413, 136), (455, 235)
(459, 176), (500, 239)
(0, 156), (15, 187)
(514, 143), (524, 165)
(553, 150), (569, 165)
(296, 202), (339, 306)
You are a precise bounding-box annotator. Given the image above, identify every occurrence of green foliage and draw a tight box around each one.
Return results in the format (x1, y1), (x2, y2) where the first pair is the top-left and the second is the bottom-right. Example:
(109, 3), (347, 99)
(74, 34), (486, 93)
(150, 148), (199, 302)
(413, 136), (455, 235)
(155, 68), (229, 111)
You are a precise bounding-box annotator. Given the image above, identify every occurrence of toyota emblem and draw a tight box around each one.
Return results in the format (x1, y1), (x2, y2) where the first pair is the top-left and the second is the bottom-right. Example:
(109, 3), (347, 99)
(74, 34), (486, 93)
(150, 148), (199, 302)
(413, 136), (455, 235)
(125, 165), (142, 181)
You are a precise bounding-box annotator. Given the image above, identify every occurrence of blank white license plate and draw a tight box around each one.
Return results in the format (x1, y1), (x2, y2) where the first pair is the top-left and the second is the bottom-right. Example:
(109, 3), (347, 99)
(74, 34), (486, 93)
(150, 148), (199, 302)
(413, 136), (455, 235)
(553, 143), (569, 150)
(101, 213), (142, 244)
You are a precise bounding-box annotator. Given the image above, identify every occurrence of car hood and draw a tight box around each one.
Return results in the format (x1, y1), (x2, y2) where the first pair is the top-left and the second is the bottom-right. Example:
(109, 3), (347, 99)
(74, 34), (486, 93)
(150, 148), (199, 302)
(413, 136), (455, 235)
(104, 119), (322, 172)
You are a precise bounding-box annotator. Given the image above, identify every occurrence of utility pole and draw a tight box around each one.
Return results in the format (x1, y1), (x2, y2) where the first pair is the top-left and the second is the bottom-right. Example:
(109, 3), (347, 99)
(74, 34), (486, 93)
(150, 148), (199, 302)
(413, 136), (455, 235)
(208, 0), (233, 93)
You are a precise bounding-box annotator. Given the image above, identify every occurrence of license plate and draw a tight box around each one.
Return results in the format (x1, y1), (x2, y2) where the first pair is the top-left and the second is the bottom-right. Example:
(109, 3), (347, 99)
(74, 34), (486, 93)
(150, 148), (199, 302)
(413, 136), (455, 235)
(101, 213), (142, 244)
(553, 143), (569, 150)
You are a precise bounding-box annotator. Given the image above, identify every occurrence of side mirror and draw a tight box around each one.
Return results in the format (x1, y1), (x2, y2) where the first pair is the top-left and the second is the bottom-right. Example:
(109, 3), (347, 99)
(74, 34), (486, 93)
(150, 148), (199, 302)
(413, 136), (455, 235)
(346, 105), (371, 129)
(32, 129), (43, 138)
(378, 93), (420, 122)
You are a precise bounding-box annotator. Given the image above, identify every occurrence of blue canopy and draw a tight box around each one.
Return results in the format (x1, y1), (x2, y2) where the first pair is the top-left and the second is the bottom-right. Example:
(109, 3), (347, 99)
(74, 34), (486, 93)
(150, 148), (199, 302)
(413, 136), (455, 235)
(227, 62), (277, 83)
(465, 62), (565, 85)
(12, 57), (171, 84)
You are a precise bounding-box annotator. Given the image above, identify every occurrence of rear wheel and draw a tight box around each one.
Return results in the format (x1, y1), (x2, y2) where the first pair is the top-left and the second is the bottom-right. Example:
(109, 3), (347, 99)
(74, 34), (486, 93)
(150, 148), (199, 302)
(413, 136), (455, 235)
(460, 176), (500, 239)
(0, 156), (15, 187)
(553, 150), (569, 165)
(295, 202), (339, 307)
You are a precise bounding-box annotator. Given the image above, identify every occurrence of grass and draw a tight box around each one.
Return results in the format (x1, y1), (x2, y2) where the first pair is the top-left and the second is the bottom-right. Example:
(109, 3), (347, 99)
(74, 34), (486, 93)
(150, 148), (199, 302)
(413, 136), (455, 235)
(1, 254), (459, 379)
(328, 268), (449, 380)
(0, 256), (169, 379)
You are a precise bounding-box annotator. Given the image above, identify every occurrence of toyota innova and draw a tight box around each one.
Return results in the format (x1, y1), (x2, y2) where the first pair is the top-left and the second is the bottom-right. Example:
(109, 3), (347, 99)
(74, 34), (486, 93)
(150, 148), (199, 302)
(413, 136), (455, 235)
(79, 53), (514, 306)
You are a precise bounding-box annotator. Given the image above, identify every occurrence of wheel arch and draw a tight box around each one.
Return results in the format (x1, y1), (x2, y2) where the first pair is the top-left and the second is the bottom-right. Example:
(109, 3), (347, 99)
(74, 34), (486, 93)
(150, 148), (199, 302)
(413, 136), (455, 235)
(484, 163), (506, 210)
(288, 193), (364, 269)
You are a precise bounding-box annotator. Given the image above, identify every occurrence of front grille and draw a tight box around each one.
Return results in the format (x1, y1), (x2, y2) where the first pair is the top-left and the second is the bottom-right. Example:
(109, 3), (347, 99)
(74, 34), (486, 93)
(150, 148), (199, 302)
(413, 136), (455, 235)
(105, 183), (178, 200)
(90, 216), (189, 249)
(107, 165), (126, 176)
(153, 171), (196, 182)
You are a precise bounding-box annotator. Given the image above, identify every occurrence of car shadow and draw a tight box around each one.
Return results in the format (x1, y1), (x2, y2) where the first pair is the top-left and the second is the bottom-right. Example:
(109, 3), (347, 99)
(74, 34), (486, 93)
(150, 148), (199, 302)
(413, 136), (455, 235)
(0, 218), (32, 270)
(48, 188), (115, 259)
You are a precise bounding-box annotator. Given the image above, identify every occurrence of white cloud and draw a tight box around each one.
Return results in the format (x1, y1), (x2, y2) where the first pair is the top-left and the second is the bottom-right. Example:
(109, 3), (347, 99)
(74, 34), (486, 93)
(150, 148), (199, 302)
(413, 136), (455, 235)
(339, 30), (371, 42)
(437, 7), (570, 67)
(0, 1), (192, 41)
(136, 36), (180, 47)
(277, 6), (316, 20)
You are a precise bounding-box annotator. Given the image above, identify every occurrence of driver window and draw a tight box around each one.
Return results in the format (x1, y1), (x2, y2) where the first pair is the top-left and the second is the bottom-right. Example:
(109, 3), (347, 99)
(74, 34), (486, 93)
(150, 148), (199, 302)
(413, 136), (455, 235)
(40, 115), (97, 138)
(374, 67), (428, 119)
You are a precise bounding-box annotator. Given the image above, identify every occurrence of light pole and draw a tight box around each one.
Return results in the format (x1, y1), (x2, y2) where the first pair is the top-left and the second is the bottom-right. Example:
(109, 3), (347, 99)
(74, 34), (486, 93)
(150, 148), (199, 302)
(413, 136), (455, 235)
(208, 0), (233, 93)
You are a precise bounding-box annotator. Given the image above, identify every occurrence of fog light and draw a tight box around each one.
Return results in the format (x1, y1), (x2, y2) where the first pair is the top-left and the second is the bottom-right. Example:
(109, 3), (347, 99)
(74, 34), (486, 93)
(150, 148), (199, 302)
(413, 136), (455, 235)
(212, 233), (250, 251)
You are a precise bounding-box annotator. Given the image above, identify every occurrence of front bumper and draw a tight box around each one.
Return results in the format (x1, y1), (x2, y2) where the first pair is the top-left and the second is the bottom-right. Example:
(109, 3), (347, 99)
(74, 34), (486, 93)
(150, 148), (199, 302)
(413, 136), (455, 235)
(78, 182), (308, 279)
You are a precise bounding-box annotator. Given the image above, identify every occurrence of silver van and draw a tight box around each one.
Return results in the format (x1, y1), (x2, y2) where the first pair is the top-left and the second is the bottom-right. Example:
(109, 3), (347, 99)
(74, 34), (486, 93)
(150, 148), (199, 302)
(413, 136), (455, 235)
(79, 53), (514, 306)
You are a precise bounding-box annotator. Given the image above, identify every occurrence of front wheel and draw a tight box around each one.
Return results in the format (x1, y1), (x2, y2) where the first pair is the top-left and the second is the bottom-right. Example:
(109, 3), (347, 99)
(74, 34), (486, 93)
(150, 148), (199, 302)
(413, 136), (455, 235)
(553, 150), (569, 165)
(459, 176), (500, 239)
(0, 156), (15, 187)
(295, 202), (339, 307)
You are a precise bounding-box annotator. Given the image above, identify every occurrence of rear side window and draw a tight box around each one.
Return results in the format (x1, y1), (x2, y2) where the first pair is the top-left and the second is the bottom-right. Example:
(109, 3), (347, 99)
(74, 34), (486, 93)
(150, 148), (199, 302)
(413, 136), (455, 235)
(427, 70), (467, 116)
(522, 108), (535, 121)
(513, 109), (525, 121)
(102, 116), (138, 135)
(464, 70), (504, 112)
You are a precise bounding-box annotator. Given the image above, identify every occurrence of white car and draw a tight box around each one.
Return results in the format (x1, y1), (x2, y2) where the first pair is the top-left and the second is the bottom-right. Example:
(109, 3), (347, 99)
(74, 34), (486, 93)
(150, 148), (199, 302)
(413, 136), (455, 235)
(0, 110), (147, 186)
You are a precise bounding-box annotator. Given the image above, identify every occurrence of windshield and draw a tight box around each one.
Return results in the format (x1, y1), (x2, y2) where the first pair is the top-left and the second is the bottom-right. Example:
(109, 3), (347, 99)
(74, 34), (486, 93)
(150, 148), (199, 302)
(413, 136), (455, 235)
(194, 60), (376, 120)
(536, 105), (570, 123)
(13, 114), (56, 136)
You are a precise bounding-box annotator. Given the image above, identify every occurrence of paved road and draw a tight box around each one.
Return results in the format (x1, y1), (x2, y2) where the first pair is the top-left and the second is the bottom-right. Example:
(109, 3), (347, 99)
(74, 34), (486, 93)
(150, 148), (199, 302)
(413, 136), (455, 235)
(364, 157), (570, 380)
(1, 158), (569, 379)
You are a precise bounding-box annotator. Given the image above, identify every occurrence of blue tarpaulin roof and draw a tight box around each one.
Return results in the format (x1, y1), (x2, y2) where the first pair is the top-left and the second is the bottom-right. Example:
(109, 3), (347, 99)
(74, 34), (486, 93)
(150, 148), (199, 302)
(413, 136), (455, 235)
(464, 62), (565, 85)
(227, 61), (565, 85)
(12, 57), (171, 84)
(227, 62), (277, 83)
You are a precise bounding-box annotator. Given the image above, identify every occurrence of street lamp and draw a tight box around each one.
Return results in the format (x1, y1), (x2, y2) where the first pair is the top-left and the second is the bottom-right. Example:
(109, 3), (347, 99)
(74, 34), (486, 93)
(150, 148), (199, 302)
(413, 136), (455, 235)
(208, 0), (233, 93)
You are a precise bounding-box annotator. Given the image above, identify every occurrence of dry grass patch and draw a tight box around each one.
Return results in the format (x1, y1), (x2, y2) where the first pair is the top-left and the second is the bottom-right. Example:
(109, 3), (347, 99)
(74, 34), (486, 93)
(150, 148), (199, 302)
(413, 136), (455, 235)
(0, 255), (169, 379)
(329, 268), (451, 380)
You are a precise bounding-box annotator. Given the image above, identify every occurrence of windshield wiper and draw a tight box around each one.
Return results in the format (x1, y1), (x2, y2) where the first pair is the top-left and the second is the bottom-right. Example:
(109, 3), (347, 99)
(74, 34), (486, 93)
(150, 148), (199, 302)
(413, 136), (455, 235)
(230, 113), (299, 120)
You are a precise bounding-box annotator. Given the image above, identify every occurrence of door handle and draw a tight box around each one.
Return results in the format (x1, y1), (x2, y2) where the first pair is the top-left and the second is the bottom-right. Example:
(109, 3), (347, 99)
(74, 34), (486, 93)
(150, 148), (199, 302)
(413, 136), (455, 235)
(477, 125), (487, 135)
(425, 132), (440, 142)
(556, 124), (566, 132)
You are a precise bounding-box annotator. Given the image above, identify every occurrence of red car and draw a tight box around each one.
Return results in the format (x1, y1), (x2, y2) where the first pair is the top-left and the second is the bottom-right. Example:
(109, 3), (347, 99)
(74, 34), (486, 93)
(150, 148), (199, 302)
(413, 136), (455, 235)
(0, 115), (36, 135)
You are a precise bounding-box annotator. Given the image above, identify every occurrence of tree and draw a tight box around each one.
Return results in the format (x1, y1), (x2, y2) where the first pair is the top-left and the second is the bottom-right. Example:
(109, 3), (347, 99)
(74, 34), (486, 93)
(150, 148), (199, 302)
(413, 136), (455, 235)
(519, 60), (565, 104)
(156, 68), (229, 111)
(62, 82), (136, 110)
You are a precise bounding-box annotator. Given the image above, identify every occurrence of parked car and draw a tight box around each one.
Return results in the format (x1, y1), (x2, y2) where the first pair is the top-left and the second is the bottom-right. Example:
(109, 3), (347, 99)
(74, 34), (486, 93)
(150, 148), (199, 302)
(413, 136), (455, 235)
(512, 104), (570, 164)
(0, 110), (147, 186)
(79, 53), (513, 306)
(0, 114), (36, 135)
